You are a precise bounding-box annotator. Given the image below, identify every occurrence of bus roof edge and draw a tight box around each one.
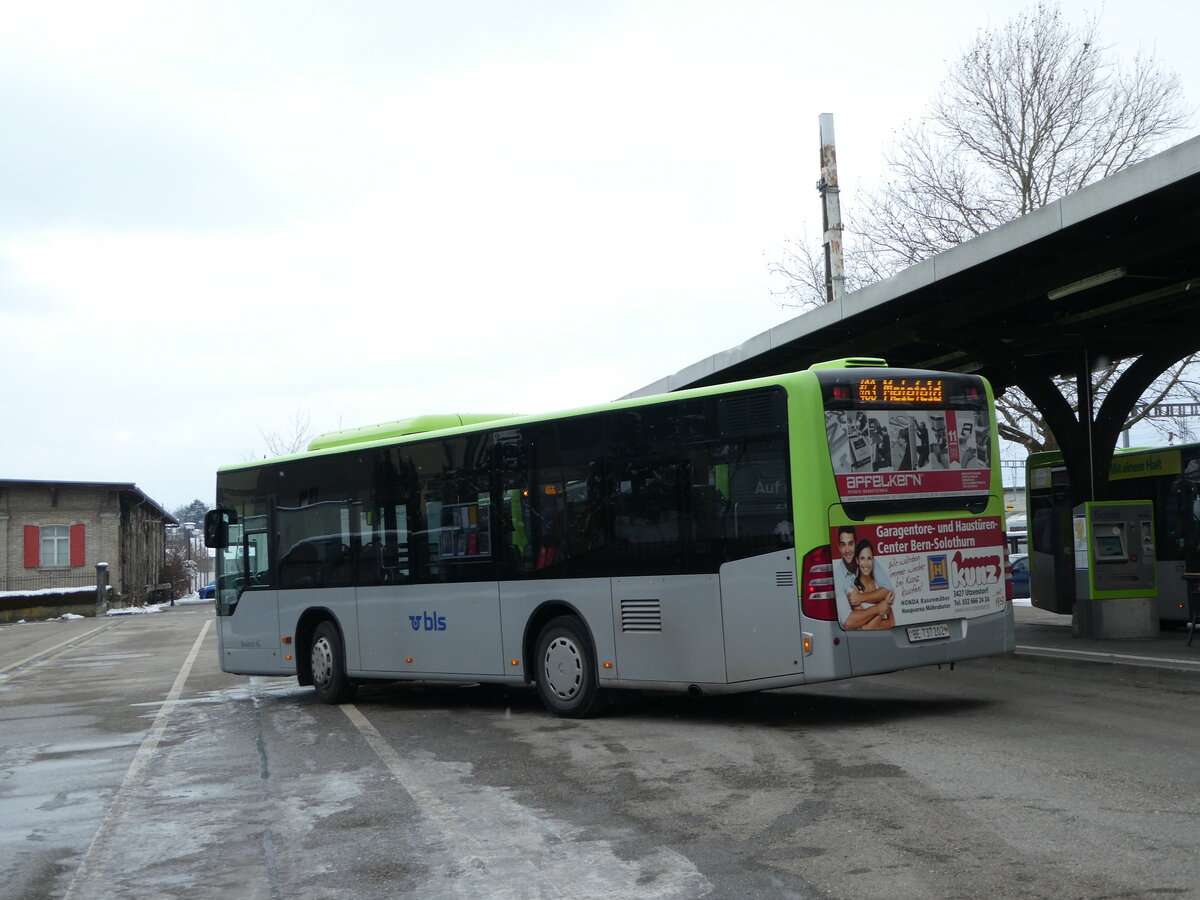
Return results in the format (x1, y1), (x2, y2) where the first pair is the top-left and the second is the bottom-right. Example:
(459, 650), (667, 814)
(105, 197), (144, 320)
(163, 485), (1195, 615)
(308, 413), (518, 451)
(807, 357), (889, 370)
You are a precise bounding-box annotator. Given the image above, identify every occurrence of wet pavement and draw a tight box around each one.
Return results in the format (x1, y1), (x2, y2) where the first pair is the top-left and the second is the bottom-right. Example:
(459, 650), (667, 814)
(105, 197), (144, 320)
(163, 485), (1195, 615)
(5, 602), (1198, 690)
(3, 605), (1199, 898)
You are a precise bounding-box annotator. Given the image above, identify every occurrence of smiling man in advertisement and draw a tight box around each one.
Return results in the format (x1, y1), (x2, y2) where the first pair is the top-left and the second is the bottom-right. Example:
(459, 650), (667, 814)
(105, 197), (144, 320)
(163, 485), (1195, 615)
(832, 526), (898, 629)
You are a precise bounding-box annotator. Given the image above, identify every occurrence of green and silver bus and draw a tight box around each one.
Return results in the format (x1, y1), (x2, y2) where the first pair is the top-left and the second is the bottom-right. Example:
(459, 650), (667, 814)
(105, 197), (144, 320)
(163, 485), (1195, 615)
(205, 358), (1014, 717)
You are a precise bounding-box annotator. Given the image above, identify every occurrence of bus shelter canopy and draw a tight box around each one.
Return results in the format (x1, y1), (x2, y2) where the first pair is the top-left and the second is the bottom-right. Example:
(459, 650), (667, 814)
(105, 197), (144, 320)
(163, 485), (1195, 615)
(629, 135), (1200, 504)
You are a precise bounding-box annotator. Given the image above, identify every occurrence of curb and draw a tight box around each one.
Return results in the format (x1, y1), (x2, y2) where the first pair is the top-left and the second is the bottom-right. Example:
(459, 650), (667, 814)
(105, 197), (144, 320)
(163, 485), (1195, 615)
(992, 645), (1200, 693)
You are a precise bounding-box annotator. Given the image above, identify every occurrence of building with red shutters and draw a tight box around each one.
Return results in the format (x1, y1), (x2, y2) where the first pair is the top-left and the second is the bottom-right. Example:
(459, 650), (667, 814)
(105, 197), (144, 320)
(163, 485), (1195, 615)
(0, 480), (176, 619)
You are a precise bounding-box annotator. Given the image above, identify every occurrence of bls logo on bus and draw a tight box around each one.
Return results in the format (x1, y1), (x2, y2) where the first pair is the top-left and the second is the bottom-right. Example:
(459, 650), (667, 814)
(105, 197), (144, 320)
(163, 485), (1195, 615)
(410, 611), (447, 631)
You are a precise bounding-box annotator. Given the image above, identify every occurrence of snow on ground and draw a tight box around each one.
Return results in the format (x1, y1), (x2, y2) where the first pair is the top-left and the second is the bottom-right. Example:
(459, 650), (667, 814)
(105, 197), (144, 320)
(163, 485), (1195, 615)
(172, 593), (215, 607)
(104, 605), (162, 617)
(105, 592), (215, 617)
(0, 586), (99, 599)
(1, 592), (213, 626)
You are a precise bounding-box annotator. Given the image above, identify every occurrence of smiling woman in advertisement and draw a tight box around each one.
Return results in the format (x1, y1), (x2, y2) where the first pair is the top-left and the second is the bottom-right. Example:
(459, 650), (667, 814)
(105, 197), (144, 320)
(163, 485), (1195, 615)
(846, 539), (897, 629)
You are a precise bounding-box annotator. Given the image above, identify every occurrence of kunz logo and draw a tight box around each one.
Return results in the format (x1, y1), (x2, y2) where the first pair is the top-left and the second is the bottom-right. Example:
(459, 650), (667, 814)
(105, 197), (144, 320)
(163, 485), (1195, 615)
(928, 554), (949, 590)
(410, 611), (447, 631)
(951, 551), (1001, 587)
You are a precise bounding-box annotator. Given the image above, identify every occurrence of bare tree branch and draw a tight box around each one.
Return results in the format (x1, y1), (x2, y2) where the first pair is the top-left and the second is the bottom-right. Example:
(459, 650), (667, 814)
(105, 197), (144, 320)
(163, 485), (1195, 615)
(240, 407), (315, 460)
(261, 408), (313, 457)
(769, 1), (1195, 453)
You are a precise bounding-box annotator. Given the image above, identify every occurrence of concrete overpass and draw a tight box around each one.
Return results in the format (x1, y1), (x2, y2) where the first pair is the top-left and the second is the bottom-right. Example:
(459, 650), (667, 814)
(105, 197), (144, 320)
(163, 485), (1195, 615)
(628, 135), (1200, 504)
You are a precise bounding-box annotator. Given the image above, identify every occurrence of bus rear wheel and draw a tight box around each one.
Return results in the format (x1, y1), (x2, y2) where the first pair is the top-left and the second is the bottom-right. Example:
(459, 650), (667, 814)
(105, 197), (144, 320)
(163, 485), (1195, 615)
(310, 621), (357, 704)
(534, 616), (606, 718)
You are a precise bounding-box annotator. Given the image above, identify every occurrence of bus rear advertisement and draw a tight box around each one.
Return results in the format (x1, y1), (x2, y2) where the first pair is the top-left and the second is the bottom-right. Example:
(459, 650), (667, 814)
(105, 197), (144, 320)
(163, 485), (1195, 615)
(205, 358), (1015, 717)
(833, 518), (1007, 624)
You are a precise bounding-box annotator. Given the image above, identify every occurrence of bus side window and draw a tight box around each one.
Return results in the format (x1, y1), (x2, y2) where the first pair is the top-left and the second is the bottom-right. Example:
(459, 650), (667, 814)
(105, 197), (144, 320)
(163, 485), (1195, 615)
(529, 424), (565, 576)
(218, 522), (245, 605)
(242, 514), (272, 589)
(493, 427), (584, 579)
(558, 416), (609, 578)
(214, 469), (266, 603)
(276, 501), (353, 589)
(607, 406), (687, 576)
(408, 439), (449, 583)
(1182, 451), (1200, 565)
(409, 435), (493, 583)
(376, 503), (410, 583)
(489, 431), (521, 577)
(438, 432), (494, 582)
(357, 447), (413, 586)
(274, 454), (355, 590)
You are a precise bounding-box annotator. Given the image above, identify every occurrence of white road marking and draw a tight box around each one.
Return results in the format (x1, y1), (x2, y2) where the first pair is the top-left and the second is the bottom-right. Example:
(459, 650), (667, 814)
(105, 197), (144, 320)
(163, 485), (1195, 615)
(0, 622), (114, 681)
(63, 619), (212, 900)
(1015, 644), (1200, 669)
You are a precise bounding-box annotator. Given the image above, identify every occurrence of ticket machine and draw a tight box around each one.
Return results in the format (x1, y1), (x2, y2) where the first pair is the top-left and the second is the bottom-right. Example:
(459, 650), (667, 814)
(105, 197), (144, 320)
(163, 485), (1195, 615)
(1072, 500), (1158, 637)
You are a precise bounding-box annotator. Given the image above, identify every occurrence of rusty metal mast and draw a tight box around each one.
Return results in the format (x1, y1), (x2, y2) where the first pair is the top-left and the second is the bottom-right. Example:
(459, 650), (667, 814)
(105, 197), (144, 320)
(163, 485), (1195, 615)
(818, 113), (844, 303)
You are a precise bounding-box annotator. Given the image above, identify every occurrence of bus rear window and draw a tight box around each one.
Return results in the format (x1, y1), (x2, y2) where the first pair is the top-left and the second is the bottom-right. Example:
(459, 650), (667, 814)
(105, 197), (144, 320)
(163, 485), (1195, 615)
(819, 370), (992, 517)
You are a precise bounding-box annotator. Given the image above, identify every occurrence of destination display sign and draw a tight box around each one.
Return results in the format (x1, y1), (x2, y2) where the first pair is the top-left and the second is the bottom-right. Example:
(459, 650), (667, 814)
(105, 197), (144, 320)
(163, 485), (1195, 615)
(856, 377), (946, 406)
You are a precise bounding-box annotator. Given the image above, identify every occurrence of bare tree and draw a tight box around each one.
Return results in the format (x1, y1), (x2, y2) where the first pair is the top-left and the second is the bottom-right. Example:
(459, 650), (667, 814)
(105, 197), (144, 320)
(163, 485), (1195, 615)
(998, 362), (1200, 452)
(772, 1), (1195, 450)
(262, 407), (313, 456)
(241, 407), (314, 460)
(861, 1), (1188, 272)
(768, 225), (887, 309)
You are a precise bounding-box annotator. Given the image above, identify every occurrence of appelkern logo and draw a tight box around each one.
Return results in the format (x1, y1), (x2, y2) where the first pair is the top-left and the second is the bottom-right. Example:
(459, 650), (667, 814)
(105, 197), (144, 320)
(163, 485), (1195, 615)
(928, 554), (949, 590)
(844, 472), (924, 490)
(409, 611), (447, 631)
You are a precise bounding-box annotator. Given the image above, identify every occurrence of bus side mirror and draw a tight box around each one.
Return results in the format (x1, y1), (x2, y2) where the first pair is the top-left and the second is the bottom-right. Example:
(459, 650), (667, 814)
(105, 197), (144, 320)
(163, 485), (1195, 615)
(204, 508), (238, 549)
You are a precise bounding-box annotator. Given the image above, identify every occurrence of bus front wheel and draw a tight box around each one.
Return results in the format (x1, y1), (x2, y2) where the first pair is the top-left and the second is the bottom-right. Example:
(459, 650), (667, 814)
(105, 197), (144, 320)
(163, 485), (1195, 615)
(534, 616), (606, 718)
(310, 621), (357, 704)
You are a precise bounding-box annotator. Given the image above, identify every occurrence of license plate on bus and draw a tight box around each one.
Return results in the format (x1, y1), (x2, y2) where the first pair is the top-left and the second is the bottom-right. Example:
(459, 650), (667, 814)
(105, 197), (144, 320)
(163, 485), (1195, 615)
(907, 623), (951, 642)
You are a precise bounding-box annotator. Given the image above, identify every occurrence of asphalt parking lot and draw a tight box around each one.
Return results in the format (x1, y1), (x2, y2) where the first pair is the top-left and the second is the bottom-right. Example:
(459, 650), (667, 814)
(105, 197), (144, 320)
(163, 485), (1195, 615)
(3, 603), (1198, 899)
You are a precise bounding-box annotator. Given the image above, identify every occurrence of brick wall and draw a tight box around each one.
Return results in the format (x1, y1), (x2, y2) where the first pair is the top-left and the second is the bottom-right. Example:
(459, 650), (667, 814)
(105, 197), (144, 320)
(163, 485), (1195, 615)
(0, 482), (171, 606)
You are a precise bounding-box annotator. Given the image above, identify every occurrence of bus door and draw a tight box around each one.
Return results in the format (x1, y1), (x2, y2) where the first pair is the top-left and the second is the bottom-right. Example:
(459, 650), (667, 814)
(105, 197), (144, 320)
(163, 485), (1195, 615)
(219, 513), (285, 675)
(1029, 466), (1075, 614)
(1165, 453), (1200, 622)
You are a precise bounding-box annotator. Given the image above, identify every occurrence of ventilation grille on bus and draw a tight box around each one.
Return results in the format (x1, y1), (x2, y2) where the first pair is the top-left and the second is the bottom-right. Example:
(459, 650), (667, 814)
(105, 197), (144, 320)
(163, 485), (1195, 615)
(621, 599), (662, 632)
(776, 570), (796, 588)
(718, 390), (784, 438)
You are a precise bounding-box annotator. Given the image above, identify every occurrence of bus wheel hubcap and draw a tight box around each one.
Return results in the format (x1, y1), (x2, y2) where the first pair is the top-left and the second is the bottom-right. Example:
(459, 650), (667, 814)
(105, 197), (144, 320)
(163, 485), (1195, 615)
(312, 638), (333, 687)
(544, 637), (582, 699)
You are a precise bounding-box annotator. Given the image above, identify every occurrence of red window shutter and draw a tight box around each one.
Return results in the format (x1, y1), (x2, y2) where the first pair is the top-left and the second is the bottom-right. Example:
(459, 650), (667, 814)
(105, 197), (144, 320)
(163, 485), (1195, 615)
(70, 524), (86, 567)
(24, 526), (40, 568)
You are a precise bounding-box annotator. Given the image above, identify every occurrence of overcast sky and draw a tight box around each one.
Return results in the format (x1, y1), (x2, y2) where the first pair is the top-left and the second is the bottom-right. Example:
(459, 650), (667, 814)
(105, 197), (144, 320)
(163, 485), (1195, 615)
(2, 1), (1197, 512)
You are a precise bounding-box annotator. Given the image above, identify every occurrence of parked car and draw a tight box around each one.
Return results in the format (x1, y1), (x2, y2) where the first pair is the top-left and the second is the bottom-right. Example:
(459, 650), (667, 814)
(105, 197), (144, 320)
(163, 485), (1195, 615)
(1009, 553), (1029, 599)
(199, 581), (217, 600)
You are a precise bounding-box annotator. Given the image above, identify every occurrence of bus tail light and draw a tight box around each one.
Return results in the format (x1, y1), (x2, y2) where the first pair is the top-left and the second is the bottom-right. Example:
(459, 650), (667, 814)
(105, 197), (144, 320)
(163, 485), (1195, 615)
(801, 545), (838, 621)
